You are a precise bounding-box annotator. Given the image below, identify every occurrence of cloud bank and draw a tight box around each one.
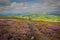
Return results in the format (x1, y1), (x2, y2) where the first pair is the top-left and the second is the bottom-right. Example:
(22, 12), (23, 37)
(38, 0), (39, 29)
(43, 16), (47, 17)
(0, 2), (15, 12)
(0, 0), (60, 14)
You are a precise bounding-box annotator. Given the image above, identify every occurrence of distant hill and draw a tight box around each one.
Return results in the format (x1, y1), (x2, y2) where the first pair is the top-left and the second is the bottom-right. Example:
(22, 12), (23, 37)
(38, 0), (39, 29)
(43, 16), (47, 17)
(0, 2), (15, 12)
(0, 12), (60, 21)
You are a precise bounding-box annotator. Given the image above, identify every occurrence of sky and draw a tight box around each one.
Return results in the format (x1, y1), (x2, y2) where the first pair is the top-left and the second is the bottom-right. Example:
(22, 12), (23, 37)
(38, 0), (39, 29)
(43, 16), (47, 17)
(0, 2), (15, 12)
(0, 0), (60, 15)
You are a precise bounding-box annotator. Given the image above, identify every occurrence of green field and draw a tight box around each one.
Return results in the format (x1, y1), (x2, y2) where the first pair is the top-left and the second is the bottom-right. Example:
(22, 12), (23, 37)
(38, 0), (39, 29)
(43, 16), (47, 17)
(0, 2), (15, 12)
(0, 13), (60, 22)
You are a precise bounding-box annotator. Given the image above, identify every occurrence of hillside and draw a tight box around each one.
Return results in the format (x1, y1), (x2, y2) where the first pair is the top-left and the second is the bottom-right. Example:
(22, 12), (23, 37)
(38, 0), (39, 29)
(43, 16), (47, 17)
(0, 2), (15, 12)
(0, 13), (60, 22)
(0, 19), (60, 40)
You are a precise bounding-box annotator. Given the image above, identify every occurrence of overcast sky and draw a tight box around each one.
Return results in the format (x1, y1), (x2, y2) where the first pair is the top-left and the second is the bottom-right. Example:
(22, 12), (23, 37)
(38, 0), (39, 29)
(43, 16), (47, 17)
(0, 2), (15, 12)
(0, 0), (60, 14)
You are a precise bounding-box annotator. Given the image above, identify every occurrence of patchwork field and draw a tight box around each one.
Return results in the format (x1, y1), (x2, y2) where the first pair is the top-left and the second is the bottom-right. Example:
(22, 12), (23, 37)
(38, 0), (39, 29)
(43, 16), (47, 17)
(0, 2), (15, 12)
(0, 19), (60, 40)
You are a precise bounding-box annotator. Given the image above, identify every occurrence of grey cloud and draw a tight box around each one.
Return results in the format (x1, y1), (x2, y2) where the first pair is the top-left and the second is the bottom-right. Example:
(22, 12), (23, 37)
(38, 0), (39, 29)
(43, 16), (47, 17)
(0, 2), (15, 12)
(43, 0), (60, 14)
(0, 0), (60, 14)
(0, 0), (11, 13)
(0, 0), (10, 6)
